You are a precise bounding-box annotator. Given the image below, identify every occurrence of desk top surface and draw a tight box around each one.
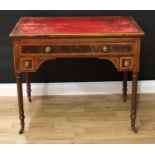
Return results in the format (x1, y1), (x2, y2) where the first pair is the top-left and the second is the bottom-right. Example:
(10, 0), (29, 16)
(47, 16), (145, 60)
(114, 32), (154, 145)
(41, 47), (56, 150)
(10, 16), (144, 37)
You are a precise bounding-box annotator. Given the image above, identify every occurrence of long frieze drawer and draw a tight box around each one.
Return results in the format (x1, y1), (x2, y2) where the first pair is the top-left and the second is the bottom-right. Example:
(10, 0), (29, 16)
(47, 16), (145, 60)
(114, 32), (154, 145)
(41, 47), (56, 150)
(21, 43), (133, 54)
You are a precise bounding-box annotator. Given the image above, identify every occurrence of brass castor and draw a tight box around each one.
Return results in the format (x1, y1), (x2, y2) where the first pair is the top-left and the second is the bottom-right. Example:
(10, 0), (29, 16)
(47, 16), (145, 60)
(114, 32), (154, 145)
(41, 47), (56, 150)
(123, 96), (127, 102)
(131, 126), (138, 133)
(28, 96), (32, 103)
(19, 128), (24, 134)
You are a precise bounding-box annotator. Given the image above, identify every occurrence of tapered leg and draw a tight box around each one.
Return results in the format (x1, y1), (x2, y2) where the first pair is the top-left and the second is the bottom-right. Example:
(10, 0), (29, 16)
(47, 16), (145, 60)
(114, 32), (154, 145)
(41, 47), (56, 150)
(123, 72), (128, 102)
(16, 73), (25, 134)
(131, 72), (138, 133)
(25, 73), (31, 102)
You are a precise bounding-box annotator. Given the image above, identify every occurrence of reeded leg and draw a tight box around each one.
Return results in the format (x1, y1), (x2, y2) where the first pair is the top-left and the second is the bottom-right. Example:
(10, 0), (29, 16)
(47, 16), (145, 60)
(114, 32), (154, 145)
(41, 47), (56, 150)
(131, 72), (138, 133)
(16, 73), (25, 134)
(25, 73), (31, 102)
(123, 72), (128, 102)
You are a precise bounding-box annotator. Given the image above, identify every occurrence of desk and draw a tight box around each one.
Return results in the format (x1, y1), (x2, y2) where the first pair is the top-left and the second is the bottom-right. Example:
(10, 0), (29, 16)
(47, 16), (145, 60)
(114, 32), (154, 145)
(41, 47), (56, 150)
(10, 16), (144, 134)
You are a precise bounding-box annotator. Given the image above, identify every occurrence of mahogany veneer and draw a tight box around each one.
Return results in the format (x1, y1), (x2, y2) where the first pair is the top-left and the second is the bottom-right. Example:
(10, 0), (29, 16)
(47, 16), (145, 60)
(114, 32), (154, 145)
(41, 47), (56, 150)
(10, 16), (144, 134)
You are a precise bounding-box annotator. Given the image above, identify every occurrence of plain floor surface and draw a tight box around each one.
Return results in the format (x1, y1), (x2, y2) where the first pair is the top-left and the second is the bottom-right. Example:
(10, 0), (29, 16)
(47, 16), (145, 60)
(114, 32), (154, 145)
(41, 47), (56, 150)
(0, 94), (155, 144)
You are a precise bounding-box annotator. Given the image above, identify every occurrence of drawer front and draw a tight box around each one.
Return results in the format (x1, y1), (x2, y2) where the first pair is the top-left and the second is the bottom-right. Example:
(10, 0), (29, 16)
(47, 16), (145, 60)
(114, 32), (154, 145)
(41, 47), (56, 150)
(21, 43), (133, 54)
(120, 57), (133, 70)
(20, 58), (35, 71)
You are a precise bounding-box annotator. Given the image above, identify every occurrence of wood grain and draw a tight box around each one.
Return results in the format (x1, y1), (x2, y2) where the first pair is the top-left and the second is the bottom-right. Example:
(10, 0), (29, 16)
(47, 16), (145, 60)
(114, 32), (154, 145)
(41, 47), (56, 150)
(9, 17), (144, 133)
(0, 94), (155, 144)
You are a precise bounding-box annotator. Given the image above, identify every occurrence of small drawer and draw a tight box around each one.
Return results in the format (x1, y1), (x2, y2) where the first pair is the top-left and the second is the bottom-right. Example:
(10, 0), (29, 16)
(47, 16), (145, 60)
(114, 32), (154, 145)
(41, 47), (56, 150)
(120, 57), (133, 70)
(20, 58), (35, 71)
(21, 43), (133, 54)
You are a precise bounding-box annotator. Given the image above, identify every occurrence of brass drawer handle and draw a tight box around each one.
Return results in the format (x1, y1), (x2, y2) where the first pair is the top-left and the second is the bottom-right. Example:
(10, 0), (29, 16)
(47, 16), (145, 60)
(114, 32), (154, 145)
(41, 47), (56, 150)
(102, 45), (109, 53)
(123, 60), (129, 67)
(24, 61), (31, 68)
(45, 46), (52, 54)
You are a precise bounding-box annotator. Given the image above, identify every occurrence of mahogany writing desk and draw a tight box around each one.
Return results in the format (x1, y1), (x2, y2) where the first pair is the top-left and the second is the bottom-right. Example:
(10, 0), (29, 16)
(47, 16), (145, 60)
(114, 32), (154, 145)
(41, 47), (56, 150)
(10, 16), (144, 134)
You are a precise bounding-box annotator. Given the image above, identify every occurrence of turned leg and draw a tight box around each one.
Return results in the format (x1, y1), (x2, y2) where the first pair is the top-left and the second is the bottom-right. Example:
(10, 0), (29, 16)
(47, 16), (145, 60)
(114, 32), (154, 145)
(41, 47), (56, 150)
(16, 73), (25, 134)
(131, 72), (138, 133)
(123, 72), (128, 102)
(25, 73), (31, 102)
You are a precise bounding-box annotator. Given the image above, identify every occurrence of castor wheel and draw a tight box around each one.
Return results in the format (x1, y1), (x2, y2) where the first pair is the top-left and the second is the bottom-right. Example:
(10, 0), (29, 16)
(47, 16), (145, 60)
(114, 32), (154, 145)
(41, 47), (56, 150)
(19, 128), (24, 134)
(28, 96), (32, 103)
(123, 96), (127, 102)
(131, 127), (138, 133)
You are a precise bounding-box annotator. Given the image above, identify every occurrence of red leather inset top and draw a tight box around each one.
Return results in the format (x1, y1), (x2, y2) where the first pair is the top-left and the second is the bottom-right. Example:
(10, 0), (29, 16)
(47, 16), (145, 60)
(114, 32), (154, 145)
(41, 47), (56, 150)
(11, 16), (141, 36)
